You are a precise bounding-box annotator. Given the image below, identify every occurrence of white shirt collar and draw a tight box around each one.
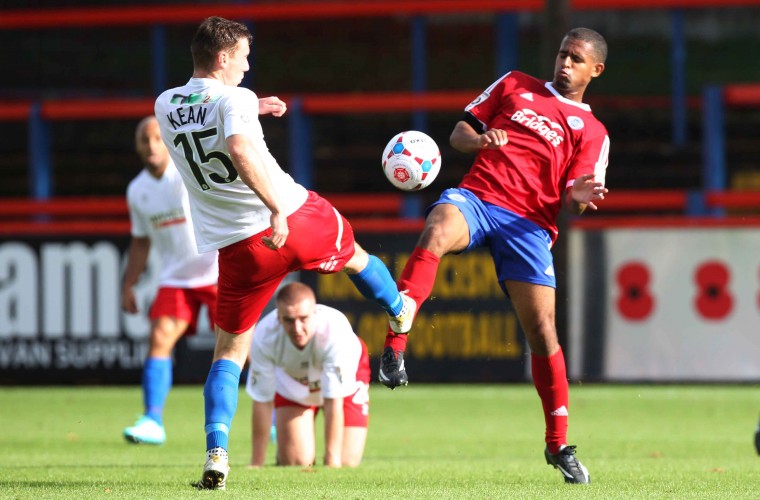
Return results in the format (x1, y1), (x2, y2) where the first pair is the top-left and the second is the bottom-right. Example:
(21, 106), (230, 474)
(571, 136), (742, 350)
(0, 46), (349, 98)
(545, 82), (591, 112)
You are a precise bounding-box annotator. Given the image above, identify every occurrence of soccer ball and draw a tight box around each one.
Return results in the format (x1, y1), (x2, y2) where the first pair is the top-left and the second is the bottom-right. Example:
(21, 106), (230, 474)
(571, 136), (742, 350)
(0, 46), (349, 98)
(381, 130), (441, 191)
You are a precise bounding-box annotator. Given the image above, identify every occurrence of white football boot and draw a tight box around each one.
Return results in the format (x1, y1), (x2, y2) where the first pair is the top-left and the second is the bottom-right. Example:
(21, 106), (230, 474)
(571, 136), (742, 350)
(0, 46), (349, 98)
(198, 447), (230, 490)
(388, 291), (416, 334)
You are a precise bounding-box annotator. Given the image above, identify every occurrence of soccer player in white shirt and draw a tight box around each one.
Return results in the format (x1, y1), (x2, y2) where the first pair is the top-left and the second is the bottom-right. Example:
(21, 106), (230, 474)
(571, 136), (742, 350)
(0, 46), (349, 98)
(154, 17), (412, 489)
(121, 116), (219, 445)
(246, 282), (369, 468)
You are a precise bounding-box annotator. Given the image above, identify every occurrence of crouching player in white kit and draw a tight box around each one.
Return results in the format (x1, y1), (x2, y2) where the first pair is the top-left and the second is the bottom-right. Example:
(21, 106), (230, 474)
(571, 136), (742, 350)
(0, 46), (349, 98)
(121, 116), (218, 445)
(246, 283), (370, 467)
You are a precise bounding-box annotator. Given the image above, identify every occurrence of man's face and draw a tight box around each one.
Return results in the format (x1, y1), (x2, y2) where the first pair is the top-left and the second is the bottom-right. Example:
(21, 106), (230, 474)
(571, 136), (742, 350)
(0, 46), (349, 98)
(552, 37), (604, 98)
(222, 38), (250, 86)
(135, 119), (169, 175)
(277, 297), (316, 350)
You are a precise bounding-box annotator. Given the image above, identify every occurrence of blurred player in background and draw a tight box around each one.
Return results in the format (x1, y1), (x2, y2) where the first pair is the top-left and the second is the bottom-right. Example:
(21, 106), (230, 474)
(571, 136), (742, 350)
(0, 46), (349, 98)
(246, 282), (369, 468)
(154, 16), (412, 490)
(379, 28), (610, 484)
(755, 418), (760, 455)
(121, 116), (218, 445)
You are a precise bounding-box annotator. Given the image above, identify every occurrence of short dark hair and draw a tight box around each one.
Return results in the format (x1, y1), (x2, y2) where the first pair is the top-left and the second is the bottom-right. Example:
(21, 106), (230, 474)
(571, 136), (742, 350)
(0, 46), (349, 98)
(191, 16), (252, 72)
(276, 282), (316, 306)
(565, 27), (607, 64)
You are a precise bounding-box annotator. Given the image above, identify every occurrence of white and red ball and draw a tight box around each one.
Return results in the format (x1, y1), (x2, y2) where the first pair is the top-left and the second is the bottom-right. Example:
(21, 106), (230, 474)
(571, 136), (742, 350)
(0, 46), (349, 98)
(381, 130), (441, 191)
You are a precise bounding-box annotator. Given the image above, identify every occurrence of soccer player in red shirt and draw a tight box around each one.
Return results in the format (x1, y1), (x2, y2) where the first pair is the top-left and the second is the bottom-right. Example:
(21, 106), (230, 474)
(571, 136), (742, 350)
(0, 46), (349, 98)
(379, 27), (610, 484)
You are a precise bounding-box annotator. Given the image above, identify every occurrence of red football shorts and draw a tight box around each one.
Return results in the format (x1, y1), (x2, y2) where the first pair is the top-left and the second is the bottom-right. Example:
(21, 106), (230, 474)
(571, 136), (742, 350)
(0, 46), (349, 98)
(216, 191), (357, 335)
(274, 338), (371, 428)
(148, 284), (218, 335)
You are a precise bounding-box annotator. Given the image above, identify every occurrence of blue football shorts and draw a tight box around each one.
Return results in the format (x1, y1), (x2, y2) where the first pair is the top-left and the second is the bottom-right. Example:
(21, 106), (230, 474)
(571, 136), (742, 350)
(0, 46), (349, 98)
(427, 187), (556, 294)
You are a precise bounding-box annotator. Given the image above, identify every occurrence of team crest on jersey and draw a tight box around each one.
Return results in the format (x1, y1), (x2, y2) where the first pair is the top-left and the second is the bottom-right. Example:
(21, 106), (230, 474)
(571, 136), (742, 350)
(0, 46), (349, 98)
(567, 116), (585, 130)
(510, 108), (564, 147)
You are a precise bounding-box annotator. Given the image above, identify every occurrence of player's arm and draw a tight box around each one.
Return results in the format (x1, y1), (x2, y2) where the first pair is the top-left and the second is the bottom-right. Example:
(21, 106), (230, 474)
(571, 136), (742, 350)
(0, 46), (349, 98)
(258, 96), (287, 117)
(226, 134), (288, 250)
(564, 174), (608, 214)
(564, 133), (610, 214)
(121, 236), (151, 314)
(246, 327), (278, 467)
(251, 399), (274, 467)
(449, 115), (507, 153)
(322, 397), (344, 467)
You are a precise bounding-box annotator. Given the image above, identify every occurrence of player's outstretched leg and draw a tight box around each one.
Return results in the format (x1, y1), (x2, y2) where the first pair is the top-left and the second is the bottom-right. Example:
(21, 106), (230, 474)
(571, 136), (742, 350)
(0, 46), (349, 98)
(379, 292), (416, 388)
(348, 254), (412, 325)
(544, 445), (590, 484)
(197, 359), (239, 490)
(378, 246), (441, 389)
(379, 247), (439, 390)
(345, 252), (414, 390)
(379, 290), (416, 390)
(388, 291), (416, 334)
(378, 344), (409, 389)
(123, 357), (172, 444)
(379, 289), (415, 389)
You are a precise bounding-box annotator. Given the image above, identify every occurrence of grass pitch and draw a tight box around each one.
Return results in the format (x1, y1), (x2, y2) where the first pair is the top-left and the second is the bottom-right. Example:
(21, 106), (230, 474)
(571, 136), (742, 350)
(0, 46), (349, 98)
(2, 384), (758, 499)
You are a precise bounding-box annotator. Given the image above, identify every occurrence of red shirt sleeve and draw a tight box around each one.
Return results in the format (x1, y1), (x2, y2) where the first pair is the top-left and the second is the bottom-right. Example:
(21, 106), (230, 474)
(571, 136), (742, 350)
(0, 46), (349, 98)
(565, 123), (610, 188)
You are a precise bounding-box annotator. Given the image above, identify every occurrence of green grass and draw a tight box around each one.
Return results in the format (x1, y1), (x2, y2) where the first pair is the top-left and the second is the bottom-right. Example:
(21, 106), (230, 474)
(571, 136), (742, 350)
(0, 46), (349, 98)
(2, 384), (758, 499)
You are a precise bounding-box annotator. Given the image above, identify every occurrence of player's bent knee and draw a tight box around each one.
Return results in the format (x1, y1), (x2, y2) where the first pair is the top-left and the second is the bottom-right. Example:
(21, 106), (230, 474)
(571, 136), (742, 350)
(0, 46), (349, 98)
(420, 219), (467, 255)
(342, 247), (369, 274)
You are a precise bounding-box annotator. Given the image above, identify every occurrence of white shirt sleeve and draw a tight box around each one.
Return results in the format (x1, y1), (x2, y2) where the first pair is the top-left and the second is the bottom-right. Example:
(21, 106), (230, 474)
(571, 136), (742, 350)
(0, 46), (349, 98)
(126, 179), (148, 238)
(245, 311), (278, 402)
(222, 88), (260, 139)
(318, 308), (361, 400)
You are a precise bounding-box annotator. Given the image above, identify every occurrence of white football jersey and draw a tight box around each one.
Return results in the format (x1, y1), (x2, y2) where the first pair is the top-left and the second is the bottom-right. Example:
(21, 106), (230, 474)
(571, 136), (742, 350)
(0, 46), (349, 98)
(126, 162), (218, 288)
(246, 305), (363, 407)
(154, 78), (308, 253)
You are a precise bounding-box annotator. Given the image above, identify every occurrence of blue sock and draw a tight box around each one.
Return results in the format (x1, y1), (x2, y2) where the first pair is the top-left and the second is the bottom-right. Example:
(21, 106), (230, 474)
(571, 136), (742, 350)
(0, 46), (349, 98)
(348, 254), (403, 315)
(203, 359), (241, 451)
(142, 357), (172, 425)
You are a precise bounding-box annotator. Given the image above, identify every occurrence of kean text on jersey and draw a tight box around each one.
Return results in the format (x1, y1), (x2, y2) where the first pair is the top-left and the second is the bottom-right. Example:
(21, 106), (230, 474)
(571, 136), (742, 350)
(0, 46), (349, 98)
(166, 106), (207, 130)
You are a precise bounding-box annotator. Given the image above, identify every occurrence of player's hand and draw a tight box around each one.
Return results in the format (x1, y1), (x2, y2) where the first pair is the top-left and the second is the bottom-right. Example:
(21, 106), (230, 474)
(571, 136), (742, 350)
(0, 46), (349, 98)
(479, 129), (508, 149)
(262, 212), (289, 250)
(121, 288), (139, 314)
(259, 96), (287, 117)
(572, 173), (608, 210)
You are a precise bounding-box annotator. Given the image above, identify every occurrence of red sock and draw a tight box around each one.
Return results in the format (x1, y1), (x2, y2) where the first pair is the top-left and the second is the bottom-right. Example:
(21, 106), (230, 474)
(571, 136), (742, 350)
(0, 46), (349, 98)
(384, 246), (440, 352)
(531, 347), (569, 454)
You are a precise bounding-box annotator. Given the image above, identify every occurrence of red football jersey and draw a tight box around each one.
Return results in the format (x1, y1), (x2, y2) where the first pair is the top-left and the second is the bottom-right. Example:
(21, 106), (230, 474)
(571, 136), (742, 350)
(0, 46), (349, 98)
(459, 71), (609, 242)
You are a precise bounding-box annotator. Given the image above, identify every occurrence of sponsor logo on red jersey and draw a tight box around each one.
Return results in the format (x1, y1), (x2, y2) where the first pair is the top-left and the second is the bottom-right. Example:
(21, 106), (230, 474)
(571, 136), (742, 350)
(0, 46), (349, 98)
(510, 108), (564, 147)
